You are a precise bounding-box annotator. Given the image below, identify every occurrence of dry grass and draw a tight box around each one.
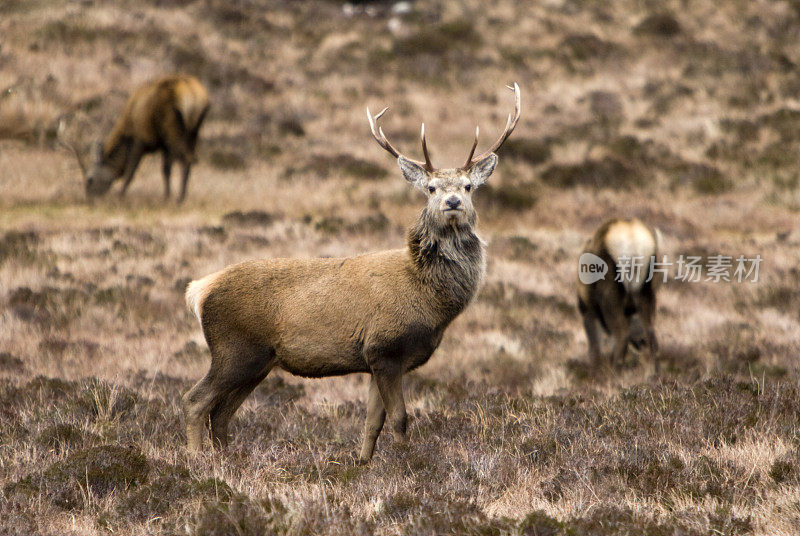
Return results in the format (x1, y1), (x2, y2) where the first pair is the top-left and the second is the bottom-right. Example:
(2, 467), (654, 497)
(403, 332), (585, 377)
(1, 0), (800, 534)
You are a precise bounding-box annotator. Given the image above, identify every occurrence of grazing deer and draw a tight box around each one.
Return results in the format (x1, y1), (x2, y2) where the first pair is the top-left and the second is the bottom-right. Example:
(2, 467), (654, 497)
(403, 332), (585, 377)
(183, 84), (520, 461)
(577, 218), (661, 371)
(60, 75), (209, 202)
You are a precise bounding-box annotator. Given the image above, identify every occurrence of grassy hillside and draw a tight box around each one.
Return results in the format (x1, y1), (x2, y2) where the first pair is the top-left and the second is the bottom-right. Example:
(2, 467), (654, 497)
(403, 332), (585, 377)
(1, 0), (799, 534)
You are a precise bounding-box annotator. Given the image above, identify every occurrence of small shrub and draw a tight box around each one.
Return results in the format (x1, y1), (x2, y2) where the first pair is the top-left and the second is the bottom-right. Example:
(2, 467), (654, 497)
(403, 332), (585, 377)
(8, 286), (89, 326)
(118, 468), (233, 523)
(519, 510), (562, 536)
(0, 352), (25, 373)
(253, 375), (305, 406)
(669, 163), (731, 194)
(502, 138), (552, 165)
(758, 108), (800, 142)
(9, 445), (150, 509)
(209, 149), (247, 170)
(754, 285), (800, 315)
(277, 115), (305, 137)
(541, 157), (644, 188)
(313, 216), (344, 234)
(634, 13), (682, 37)
(191, 495), (288, 536)
(0, 230), (39, 264)
(347, 213), (390, 234)
(719, 118), (759, 142)
(566, 506), (699, 535)
(37, 20), (101, 44)
(394, 18), (480, 57)
(284, 154), (387, 180)
(222, 210), (275, 227)
(560, 33), (619, 61)
(476, 183), (538, 211)
(36, 423), (100, 453)
(769, 451), (800, 484)
(171, 341), (210, 364)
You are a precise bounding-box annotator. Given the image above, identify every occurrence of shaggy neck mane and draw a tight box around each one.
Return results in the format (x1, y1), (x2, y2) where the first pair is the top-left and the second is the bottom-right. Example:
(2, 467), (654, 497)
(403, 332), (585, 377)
(406, 208), (485, 319)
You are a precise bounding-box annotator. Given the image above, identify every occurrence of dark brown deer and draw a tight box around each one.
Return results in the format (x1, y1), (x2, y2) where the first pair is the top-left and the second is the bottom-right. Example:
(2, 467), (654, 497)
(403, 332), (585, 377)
(183, 84), (521, 461)
(577, 218), (661, 371)
(61, 75), (209, 202)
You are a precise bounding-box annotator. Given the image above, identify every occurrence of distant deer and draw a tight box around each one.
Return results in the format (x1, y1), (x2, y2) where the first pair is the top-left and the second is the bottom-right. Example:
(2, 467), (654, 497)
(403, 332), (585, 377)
(60, 75), (209, 202)
(577, 218), (661, 371)
(183, 84), (520, 461)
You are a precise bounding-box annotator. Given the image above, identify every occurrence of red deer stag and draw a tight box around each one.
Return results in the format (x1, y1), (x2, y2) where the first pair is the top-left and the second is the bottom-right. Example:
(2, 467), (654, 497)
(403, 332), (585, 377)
(183, 84), (521, 461)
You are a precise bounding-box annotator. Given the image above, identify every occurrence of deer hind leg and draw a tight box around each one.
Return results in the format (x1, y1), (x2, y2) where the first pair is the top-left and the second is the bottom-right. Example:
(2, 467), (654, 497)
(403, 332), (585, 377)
(359, 375), (386, 463)
(208, 362), (274, 448)
(183, 374), (217, 452)
(640, 281), (660, 373)
(579, 299), (603, 368)
(183, 339), (274, 451)
(161, 154), (173, 199)
(177, 160), (191, 204)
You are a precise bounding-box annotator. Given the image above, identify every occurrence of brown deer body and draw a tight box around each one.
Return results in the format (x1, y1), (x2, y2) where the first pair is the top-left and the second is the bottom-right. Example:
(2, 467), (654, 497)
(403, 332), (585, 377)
(578, 218), (661, 371)
(64, 75), (209, 202)
(183, 84), (520, 461)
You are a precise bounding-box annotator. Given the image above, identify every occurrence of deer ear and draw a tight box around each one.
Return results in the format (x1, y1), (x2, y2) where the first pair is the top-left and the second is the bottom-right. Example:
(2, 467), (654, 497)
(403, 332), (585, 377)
(468, 153), (497, 186)
(398, 156), (430, 191)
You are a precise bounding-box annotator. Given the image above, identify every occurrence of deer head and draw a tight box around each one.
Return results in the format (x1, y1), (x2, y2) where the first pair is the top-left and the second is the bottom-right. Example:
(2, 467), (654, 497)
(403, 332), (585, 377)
(367, 83), (520, 231)
(84, 141), (118, 196)
(57, 120), (116, 197)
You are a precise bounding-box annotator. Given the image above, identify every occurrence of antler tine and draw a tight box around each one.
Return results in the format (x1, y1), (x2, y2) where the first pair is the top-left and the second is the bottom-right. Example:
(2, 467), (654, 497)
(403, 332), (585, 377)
(420, 123), (434, 171)
(57, 118), (87, 177)
(366, 107), (399, 158)
(463, 125), (479, 169)
(464, 82), (521, 169)
(366, 106), (429, 168)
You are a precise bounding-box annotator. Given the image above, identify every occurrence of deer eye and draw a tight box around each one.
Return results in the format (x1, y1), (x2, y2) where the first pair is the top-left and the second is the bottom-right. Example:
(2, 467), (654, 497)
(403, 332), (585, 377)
(464, 184), (472, 192)
(428, 186), (436, 194)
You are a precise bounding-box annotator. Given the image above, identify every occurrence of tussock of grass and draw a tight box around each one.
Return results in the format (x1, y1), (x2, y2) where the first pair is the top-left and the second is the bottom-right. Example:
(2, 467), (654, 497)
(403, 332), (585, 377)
(476, 183), (539, 211)
(559, 33), (622, 62)
(634, 13), (683, 37)
(542, 157), (644, 189)
(284, 154), (387, 181)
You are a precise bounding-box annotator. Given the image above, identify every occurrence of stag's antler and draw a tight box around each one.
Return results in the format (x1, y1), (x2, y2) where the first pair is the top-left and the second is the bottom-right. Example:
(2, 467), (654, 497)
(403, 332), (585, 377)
(463, 83), (521, 169)
(367, 107), (435, 171)
(57, 119), (87, 177)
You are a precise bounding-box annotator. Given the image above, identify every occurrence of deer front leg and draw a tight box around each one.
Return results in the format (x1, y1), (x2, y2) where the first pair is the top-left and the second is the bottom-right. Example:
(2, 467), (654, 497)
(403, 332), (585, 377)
(373, 369), (407, 442)
(119, 141), (145, 197)
(359, 375), (386, 463)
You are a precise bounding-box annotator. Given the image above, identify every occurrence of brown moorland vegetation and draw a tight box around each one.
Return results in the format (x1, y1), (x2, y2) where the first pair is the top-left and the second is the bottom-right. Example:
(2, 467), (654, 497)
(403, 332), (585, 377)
(1, 0), (799, 534)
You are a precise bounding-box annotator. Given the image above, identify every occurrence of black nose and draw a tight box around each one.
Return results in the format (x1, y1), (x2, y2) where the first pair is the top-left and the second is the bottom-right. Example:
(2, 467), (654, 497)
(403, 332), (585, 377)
(446, 196), (461, 209)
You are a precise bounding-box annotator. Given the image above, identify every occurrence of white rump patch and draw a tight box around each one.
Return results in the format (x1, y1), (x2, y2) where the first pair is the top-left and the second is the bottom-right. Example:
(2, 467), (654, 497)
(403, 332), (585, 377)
(175, 80), (207, 129)
(604, 220), (656, 292)
(185, 271), (221, 323)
